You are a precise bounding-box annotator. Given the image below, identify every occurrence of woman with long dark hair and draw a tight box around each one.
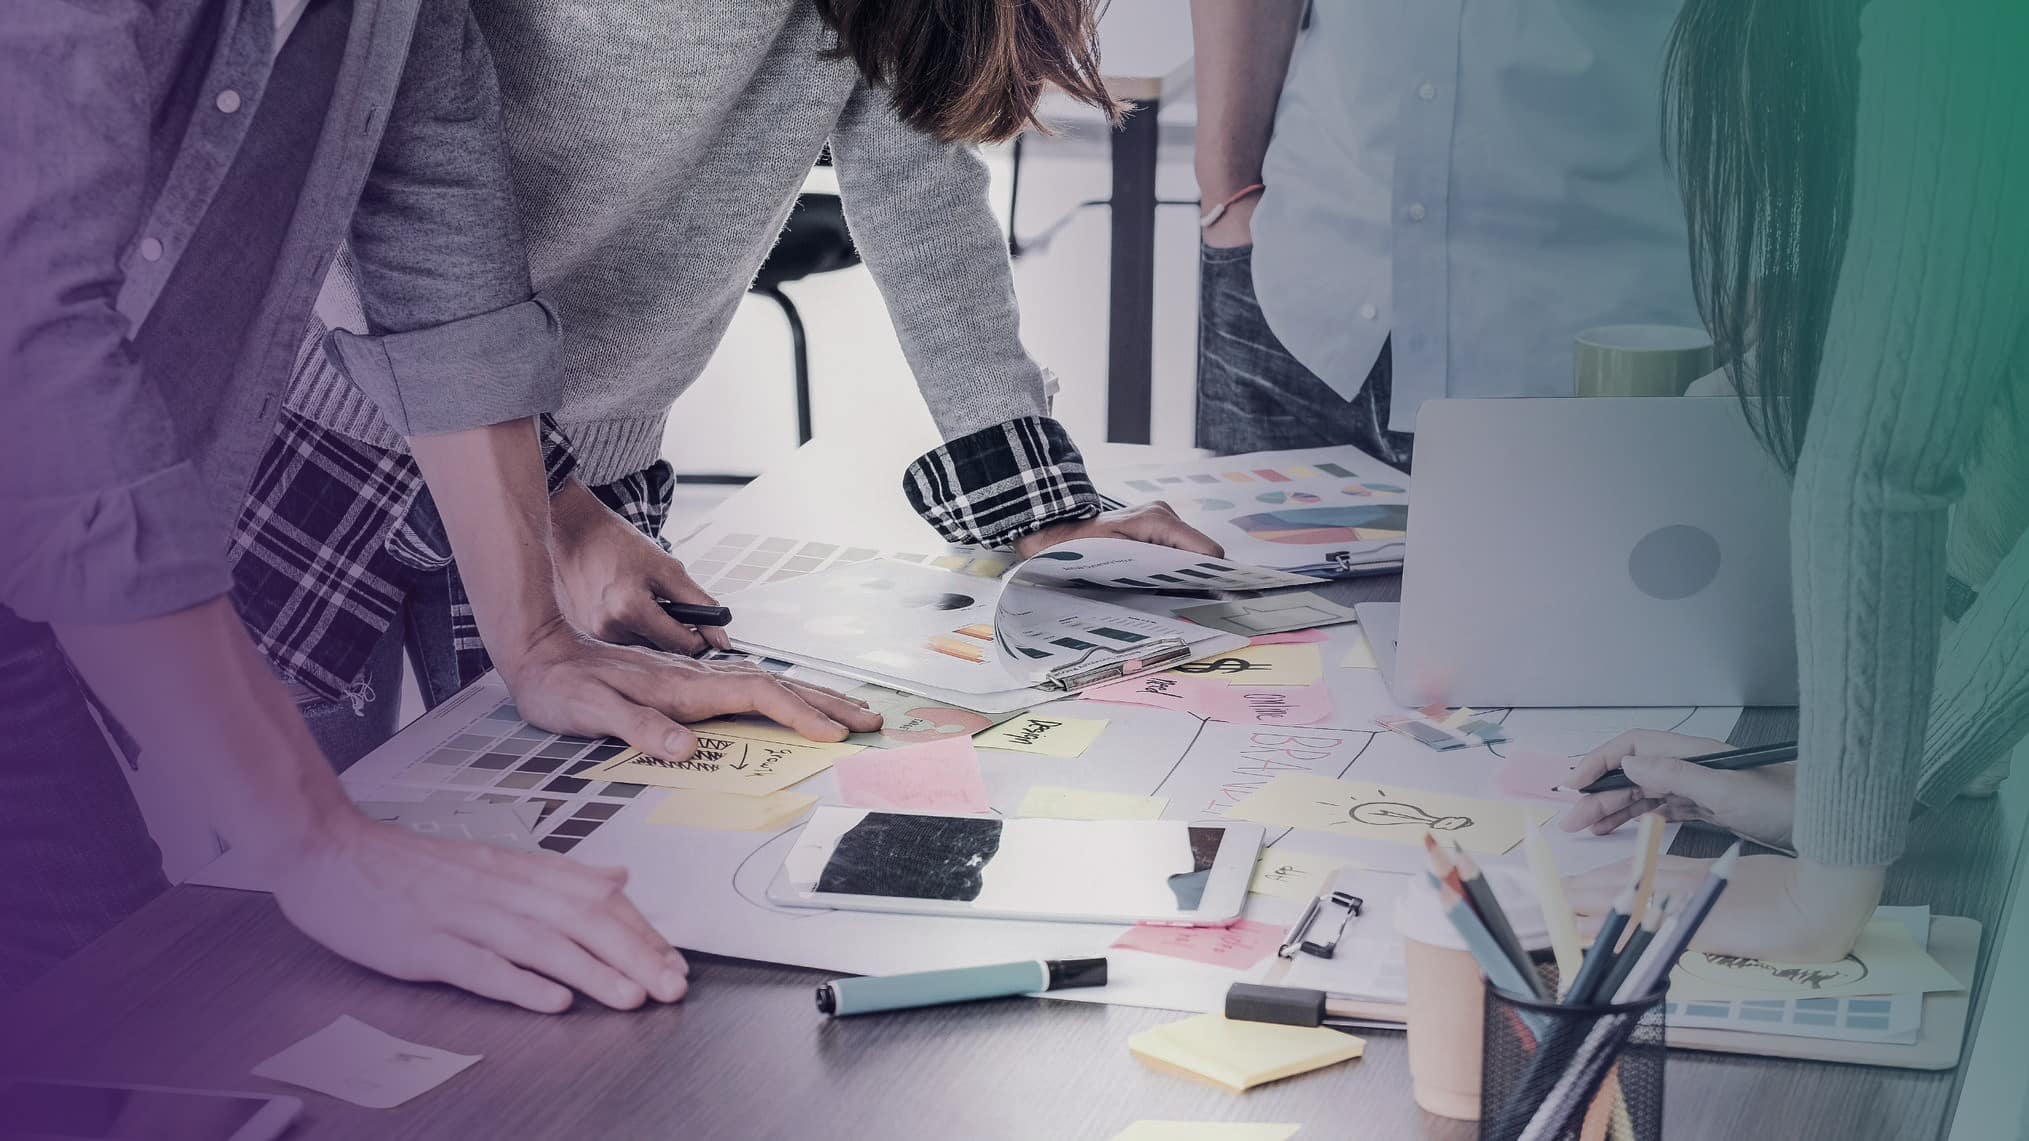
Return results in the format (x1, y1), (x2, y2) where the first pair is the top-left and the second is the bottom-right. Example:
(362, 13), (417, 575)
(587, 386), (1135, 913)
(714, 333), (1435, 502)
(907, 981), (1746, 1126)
(1562, 0), (2028, 959)
(229, 0), (1219, 768)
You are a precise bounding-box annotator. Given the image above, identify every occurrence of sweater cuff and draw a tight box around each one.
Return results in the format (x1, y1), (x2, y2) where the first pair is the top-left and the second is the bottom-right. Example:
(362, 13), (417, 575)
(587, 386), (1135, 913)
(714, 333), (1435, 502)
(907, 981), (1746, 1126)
(326, 296), (563, 437)
(902, 416), (1104, 548)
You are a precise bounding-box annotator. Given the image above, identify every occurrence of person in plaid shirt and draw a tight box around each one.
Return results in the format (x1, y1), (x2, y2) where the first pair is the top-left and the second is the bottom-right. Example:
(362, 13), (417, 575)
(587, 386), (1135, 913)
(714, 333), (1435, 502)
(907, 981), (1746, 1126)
(233, 0), (1221, 769)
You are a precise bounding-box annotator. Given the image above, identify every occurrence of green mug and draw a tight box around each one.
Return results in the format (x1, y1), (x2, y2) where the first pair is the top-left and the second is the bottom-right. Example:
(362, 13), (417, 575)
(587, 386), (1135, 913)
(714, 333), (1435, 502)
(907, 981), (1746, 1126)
(1574, 325), (1715, 397)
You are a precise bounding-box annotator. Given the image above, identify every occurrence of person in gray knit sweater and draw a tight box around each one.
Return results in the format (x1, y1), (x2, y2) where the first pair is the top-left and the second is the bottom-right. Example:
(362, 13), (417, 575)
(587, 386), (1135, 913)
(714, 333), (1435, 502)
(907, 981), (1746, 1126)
(231, 0), (1218, 769)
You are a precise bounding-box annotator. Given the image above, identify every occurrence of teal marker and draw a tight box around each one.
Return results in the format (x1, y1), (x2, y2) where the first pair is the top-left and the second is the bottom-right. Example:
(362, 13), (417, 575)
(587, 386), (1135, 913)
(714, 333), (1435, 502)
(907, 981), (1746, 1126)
(815, 958), (1109, 1017)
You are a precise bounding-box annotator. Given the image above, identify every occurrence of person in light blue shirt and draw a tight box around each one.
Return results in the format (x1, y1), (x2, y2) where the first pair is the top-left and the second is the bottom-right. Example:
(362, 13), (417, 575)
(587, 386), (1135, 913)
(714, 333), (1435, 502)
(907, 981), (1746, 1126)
(1191, 0), (1705, 463)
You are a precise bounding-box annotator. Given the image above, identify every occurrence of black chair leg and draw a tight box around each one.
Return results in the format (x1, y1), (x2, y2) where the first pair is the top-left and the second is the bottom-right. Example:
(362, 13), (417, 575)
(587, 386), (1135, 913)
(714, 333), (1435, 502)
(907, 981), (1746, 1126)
(758, 285), (813, 446)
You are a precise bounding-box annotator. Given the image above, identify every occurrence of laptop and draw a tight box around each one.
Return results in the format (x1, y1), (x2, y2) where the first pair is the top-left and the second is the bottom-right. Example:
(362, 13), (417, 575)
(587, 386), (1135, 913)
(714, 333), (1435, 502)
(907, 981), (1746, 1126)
(1356, 397), (1798, 708)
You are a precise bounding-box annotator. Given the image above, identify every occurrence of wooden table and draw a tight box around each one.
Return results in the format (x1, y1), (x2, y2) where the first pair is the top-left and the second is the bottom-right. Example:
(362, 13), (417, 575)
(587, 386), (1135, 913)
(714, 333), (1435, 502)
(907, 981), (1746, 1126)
(0, 576), (2007, 1141)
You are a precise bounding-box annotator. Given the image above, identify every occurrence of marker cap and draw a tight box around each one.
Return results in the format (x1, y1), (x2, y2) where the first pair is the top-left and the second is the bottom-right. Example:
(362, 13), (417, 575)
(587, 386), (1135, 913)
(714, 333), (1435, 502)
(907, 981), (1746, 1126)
(1046, 957), (1109, 990)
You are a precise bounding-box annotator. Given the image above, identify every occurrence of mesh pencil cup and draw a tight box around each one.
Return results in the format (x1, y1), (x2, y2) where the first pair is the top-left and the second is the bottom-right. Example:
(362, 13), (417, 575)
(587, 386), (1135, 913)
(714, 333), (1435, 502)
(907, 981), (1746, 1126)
(1477, 965), (1667, 1141)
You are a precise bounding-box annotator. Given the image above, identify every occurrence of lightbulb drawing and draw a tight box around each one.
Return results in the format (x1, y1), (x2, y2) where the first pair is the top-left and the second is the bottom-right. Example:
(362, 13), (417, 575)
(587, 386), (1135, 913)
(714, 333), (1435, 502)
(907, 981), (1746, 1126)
(1345, 800), (1473, 832)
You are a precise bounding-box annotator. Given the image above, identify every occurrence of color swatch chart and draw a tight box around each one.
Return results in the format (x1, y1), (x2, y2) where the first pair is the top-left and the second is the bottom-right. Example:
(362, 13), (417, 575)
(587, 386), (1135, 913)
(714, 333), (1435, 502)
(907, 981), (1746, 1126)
(1121, 460), (1393, 495)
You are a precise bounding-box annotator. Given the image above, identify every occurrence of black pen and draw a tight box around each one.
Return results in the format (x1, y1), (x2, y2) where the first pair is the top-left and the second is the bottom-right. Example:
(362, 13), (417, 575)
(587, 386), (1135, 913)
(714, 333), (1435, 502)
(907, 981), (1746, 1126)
(657, 600), (733, 627)
(1574, 740), (1798, 795)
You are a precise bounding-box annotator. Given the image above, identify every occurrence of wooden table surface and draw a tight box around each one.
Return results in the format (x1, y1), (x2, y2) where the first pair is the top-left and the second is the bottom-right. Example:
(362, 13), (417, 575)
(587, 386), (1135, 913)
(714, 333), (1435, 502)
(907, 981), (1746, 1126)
(0, 578), (2007, 1141)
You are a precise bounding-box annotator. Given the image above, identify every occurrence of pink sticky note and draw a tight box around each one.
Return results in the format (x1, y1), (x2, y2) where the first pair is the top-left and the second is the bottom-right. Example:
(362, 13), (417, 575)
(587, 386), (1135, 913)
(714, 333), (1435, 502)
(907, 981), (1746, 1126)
(1250, 628), (1330, 646)
(1082, 673), (1218, 710)
(1204, 683), (1336, 727)
(832, 737), (991, 815)
(1113, 918), (1283, 970)
(1495, 749), (1584, 804)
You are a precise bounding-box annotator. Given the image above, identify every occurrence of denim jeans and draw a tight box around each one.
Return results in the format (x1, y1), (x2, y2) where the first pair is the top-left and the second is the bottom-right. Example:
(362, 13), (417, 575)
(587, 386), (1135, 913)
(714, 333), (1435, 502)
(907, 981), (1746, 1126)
(291, 495), (467, 772)
(1195, 242), (1415, 470)
(0, 608), (170, 993)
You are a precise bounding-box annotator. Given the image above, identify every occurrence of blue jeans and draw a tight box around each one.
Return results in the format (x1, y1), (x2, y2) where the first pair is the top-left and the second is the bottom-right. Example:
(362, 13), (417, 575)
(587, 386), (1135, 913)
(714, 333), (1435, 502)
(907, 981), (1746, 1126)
(292, 495), (467, 772)
(1195, 242), (1415, 470)
(0, 608), (170, 993)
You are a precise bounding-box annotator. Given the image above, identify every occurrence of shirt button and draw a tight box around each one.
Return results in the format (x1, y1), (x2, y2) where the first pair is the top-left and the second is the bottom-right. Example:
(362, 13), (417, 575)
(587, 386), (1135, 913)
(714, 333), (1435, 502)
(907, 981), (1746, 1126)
(1407, 203), (1428, 222)
(1418, 83), (1437, 101)
(216, 89), (242, 113)
(1360, 303), (1379, 321)
(138, 237), (164, 262)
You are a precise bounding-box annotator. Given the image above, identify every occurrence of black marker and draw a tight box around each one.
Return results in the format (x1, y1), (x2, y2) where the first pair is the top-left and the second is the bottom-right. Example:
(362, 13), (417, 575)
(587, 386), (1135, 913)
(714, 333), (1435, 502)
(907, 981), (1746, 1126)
(657, 600), (733, 627)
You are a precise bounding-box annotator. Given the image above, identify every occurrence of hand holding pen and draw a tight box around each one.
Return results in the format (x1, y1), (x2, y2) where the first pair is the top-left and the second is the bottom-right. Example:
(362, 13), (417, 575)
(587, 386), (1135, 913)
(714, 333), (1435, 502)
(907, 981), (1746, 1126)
(1558, 729), (1799, 850)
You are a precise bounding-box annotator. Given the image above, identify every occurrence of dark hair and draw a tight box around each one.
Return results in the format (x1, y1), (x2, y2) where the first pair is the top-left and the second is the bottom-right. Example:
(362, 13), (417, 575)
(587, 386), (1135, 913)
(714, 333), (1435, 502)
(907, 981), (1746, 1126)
(811, 0), (1121, 146)
(1663, 0), (1862, 471)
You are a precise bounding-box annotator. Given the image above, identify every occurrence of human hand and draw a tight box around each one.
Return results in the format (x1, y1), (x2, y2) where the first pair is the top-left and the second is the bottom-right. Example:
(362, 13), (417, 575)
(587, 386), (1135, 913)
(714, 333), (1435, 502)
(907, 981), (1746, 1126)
(273, 810), (689, 1012)
(1013, 502), (1226, 561)
(1564, 853), (1883, 962)
(1200, 192), (1258, 250)
(1557, 729), (1797, 851)
(500, 619), (882, 759)
(550, 478), (730, 656)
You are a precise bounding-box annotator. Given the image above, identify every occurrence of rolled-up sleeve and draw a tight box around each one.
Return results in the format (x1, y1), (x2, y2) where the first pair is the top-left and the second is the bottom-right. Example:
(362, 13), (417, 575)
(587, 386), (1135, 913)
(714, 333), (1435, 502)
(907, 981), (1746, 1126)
(0, 0), (231, 624)
(335, 0), (559, 436)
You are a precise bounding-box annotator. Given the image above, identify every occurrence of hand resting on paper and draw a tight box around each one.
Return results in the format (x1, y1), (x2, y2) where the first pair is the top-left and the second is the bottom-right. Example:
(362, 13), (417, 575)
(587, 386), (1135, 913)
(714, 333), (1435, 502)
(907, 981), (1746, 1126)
(1564, 853), (1883, 962)
(500, 620), (883, 761)
(550, 478), (732, 656)
(1013, 501), (1226, 561)
(1558, 729), (1798, 851)
(275, 811), (691, 1013)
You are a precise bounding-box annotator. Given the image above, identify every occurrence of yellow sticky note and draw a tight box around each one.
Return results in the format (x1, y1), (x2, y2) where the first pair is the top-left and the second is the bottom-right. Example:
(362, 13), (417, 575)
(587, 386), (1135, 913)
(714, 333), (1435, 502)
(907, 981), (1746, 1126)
(1228, 774), (1547, 855)
(1129, 1013), (1363, 1093)
(597, 732), (859, 795)
(1173, 643), (1324, 687)
(1017, 785), (1167, 820)
(1248, 849), (1346, 903)
(647, 788), (817, 832)
(1339, 631), (1377, 669)
(1109, 1124), (1301, 1141)
(1669, 916), (1963, 1002)
(975, 715), (1110, 758)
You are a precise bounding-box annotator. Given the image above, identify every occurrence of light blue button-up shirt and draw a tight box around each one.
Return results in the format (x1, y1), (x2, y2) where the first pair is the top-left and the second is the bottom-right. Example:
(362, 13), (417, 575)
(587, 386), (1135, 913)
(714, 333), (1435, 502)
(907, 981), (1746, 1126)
(1250, 0), (1702, 432)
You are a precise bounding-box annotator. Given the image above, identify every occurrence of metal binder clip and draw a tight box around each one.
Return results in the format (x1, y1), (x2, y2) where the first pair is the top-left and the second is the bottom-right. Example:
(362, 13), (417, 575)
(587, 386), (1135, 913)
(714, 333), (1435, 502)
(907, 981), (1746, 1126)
(1277, 891), (1365, 960)
(1328, 550), (1357, 573)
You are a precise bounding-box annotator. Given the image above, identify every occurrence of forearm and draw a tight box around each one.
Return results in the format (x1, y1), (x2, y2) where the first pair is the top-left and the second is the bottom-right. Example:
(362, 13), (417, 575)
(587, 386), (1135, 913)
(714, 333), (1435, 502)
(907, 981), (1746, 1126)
(407, 419), (565, 675)
(1190, 0), (1305, 199)
(53, 598), (357, 862)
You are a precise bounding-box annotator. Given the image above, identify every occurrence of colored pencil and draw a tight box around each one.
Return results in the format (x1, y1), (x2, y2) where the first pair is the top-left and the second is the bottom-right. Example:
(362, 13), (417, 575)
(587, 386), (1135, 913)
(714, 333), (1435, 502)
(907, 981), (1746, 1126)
(1450, 841), (1547, 999)
(1562, 884), (1635, 1006)
(1624, 814), (1666, 949)
(1525, 827), (1586, 984)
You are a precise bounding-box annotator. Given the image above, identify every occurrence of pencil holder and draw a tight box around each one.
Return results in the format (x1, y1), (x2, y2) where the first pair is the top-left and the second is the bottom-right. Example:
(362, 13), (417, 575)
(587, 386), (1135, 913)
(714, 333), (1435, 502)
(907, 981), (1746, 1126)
(1477, 965), (1667, 1141)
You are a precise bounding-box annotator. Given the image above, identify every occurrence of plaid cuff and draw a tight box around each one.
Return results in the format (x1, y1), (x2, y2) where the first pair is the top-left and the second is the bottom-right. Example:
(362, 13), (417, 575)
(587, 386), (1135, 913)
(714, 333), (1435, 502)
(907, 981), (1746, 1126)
(538, 414), (578, 496)
(902, 416), (1104, 548)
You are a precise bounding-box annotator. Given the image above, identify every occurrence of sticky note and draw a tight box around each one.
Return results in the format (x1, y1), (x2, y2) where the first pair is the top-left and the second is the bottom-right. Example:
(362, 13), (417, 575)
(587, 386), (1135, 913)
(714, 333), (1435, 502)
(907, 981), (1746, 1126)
(1084, 673), (1218, 711)
(1128, 1013), (1364, 1093)
(1173, 591), (1360, 637)
(1109, 1124), (1301, 1141)
(1249, 628), (1329, 646)
(1018, 785), (1167, 821)
(1670, 917), (1963, 1002)
(1248, 849), (1346, 903)
(1339, 631), (1378, 669)
(597, 733), (857, 795)
(1495, 749), (1584, 804)
(976, 715), (1109, 758)
(1172, 643), (1324, 687)
(1228, 774), (1546, 855)
(832, 737), (991, 814)
(1114, 918), (1284, 970)
(1201, 683), (1336, 728)
(647, 788), (817, 832)
(252, 1015), (480, 1109)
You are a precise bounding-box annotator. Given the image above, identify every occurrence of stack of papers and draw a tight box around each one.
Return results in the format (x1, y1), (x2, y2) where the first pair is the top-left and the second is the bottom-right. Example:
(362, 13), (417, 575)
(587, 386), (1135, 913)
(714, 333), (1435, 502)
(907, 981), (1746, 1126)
(1128, 1013), (1364, 1093)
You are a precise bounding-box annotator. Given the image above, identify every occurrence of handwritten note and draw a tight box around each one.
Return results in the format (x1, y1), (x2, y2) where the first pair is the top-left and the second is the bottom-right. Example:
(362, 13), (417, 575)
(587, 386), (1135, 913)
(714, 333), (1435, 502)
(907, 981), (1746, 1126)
(1128, 1013), (1364, 1093)
(1670, 916), (1962, 1002)
(1114, 918), (1284, 970)
(597, 733), (856, 795)
(831, 737), (991, 814)
(1495, 749), (1584, 804)
(252, 1016), (481, 1109)
(1018, 785), (1168, 821)
(1109, 1123), (1301, 1141)
(1173, 643), (1325, 687)
(1201, 683), (1336, 728)
(1228, 774), (1544, 855)
(976, 715), (1110, 758)
(1338, 630), (1378, 669)
(1248, 849), (1346, 903)
(1083, 672), (1217, 711)
(647, 788), (817, 832)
